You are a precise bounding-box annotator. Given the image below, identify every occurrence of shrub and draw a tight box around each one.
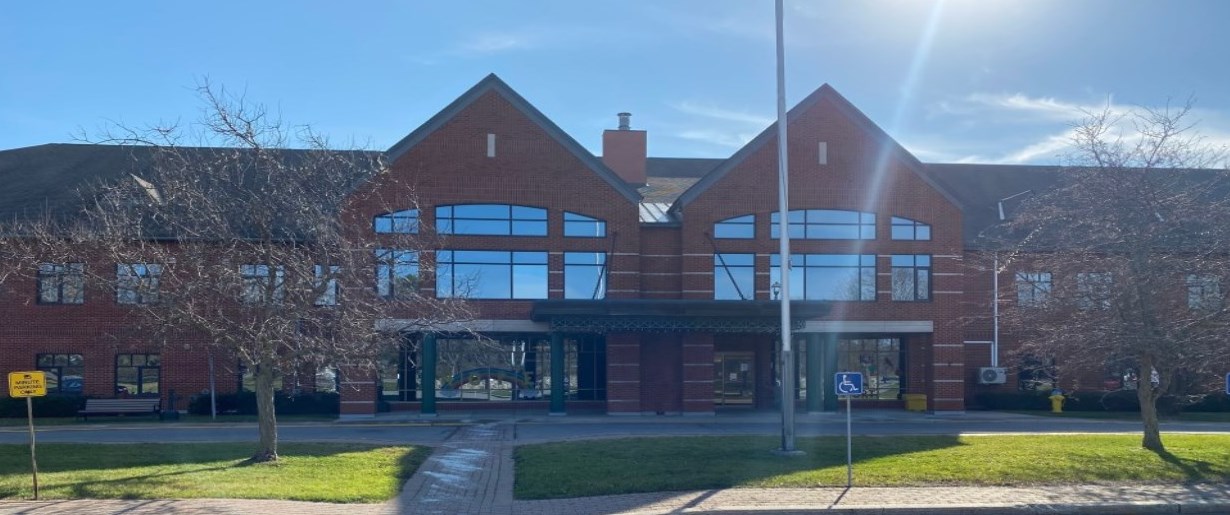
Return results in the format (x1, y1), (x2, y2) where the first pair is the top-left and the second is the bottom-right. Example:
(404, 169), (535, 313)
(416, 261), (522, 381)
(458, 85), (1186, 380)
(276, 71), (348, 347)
(187, 391), (339, 416)
(1185, 393), (1230, 412)
(973, 391), (1050, 410)
(0, 395), (87, 418)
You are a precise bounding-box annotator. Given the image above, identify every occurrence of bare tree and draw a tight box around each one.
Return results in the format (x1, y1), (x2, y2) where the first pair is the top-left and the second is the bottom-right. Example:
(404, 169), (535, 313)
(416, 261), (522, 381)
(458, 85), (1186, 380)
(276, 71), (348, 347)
(997, 100), (1230, 452)
(17, 82), (468, 462)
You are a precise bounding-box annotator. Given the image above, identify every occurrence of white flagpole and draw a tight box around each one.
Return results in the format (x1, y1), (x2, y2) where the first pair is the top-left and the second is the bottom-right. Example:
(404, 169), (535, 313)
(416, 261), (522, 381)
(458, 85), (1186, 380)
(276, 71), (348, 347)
(775, 0), (796, 453)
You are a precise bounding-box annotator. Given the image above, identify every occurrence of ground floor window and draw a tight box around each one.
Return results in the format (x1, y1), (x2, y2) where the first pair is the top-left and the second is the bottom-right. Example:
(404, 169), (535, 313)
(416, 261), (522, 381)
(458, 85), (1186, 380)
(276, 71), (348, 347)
(380, 334), (606, 402)
(37, 353), (84, 394)
(837, 338), (902, 400)
(116, 353), (160, 396)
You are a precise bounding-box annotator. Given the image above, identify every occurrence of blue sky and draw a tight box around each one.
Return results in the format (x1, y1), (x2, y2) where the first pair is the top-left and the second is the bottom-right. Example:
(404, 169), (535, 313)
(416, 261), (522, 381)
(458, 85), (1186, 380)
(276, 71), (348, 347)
(3, 1), (1228, 165)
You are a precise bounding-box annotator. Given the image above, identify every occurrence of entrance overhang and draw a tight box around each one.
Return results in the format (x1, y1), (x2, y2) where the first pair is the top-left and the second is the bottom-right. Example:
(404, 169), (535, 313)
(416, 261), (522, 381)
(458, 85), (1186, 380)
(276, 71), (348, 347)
(531, 299), (830, 333)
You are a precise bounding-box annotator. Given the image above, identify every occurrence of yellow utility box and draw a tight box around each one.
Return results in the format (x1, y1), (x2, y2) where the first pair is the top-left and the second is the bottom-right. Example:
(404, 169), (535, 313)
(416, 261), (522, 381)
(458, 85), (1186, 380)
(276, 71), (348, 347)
(903, 393), (927, 412)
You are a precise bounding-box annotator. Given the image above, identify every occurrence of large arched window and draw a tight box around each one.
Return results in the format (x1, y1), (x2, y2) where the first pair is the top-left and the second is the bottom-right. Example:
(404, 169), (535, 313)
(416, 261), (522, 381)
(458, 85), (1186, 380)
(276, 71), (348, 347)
(771, 209), (875, 240)
(890, 216), (931, 240)
(435, 204), (547, 236)
(373, 209), (419, 234)
(713, 215), (755, 239)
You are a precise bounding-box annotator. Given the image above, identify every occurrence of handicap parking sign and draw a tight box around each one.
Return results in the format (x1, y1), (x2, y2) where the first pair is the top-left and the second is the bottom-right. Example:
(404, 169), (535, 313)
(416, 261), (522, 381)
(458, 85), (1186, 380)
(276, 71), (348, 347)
(835, 372), (864, 396)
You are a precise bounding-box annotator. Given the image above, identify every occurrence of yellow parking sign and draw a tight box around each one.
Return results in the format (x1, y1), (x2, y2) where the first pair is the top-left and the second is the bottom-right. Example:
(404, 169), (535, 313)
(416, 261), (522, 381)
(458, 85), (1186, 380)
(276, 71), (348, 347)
(8, 371), (47, 398)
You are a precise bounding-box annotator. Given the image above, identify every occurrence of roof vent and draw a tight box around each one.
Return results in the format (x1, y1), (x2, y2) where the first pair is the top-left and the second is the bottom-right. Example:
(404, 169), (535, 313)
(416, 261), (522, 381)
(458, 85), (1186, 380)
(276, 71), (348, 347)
(617, 112), (631, 130)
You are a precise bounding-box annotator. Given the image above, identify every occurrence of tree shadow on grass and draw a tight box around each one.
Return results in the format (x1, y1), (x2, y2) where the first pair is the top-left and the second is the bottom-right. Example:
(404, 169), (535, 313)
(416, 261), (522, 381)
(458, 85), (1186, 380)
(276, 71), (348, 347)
(1151, 448), (1217, 481)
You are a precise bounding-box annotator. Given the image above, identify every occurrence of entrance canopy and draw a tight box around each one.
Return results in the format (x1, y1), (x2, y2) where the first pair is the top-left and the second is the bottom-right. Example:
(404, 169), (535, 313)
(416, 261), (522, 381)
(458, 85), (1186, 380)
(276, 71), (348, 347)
(531, 299), (829, 333)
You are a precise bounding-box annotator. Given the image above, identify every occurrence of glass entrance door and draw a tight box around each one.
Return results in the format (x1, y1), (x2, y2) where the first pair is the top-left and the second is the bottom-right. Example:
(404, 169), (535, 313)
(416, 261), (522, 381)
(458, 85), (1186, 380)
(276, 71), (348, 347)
(714, 352), (754, 406)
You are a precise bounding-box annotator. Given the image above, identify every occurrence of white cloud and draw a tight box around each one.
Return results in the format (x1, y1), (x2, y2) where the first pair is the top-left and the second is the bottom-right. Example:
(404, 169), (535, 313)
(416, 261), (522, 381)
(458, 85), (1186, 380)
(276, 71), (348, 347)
(458, 32), (536, 55)
(671, 101), (774, 127)
(668, 100), (773, 151)
(677, 129), (761, 149)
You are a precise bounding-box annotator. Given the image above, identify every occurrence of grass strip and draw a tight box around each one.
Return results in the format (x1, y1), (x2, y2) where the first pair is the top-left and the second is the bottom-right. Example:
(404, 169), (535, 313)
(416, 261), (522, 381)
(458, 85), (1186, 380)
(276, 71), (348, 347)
(0, 442), (428, 502)
(515, 434), (1230, 500)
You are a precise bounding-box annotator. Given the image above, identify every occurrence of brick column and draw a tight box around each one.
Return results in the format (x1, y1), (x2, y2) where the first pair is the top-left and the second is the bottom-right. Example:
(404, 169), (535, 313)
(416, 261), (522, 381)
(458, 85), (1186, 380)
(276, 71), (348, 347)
(338, 364), (378, 419)
(930, 328), (966, 412)
(681, 332), (715, 415)
(605, 333), (641, 415)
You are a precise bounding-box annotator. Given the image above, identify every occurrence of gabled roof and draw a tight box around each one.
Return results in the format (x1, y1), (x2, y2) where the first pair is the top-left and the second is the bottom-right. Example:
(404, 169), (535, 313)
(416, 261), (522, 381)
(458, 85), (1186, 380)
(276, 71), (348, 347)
(670, 84), (961, 214)
(917, 163), (1061, 248)
(385, 74), (642, 204)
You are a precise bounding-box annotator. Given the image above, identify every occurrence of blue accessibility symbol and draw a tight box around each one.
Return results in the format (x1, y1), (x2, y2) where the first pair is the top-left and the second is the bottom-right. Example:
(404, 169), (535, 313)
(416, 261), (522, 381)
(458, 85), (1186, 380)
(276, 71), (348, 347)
(835, 372), (864, 396)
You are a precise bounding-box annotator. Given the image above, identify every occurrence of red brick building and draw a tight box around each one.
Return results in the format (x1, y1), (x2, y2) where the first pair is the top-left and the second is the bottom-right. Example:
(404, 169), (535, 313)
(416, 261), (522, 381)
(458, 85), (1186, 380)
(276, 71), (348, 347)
(0, 74), (1056, 417)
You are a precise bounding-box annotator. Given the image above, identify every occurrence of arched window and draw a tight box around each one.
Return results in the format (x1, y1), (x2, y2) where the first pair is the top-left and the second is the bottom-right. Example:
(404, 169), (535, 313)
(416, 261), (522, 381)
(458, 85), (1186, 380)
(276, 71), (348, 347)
(436, 204), (547, 236)
(564, 212), (606, 238)
(373, 209), (419, 234)
(891, 216), (931, 240)
(771, 210), (875, 240)
(713, 215), (755, 239)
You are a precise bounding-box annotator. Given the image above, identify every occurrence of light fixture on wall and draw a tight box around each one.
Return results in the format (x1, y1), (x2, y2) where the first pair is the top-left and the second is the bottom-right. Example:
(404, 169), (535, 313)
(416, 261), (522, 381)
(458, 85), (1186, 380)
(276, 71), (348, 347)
(772, 281), (782, 300)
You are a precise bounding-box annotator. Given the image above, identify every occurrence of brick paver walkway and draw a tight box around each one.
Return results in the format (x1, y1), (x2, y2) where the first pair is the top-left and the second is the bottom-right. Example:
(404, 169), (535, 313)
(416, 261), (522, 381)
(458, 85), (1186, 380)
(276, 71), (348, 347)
(3, 419), (1229, 514)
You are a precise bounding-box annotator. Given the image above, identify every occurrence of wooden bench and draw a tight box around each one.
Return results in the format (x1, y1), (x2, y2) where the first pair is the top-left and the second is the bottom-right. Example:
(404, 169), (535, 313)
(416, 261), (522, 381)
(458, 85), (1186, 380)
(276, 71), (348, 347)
(78, 398), (161, 420)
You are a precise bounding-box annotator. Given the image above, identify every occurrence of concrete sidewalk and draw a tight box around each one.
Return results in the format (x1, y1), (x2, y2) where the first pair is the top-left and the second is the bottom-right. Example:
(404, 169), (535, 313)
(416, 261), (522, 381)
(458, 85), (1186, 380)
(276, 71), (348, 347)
(3, 414), (1229, 514)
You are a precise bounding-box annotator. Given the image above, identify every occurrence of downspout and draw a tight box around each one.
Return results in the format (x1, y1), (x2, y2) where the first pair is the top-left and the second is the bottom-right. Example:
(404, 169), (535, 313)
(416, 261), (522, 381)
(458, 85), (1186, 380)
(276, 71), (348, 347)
(992, 253), (999, 367)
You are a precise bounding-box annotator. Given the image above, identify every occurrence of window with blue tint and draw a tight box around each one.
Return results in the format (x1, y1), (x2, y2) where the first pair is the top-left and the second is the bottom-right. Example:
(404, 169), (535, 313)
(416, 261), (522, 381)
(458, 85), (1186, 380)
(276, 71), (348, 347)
(564, 252), (607, 299)
(1076, 272), (1112, 310)
(891, 255), (931, 301)
(714, 254), (755, 300)
(314, 264), (341, 306)
(436, 204), (547, 236)
(375, 249), (419, 299)
(564, 212), (606, 238)
(891, 216), (931, 241)
(436, 250), (548, 299)
(38, 263), (84, 304)
(770, 254), (876, 301)
(240, 264), (286, 304)
(770, 210), (875, 240)
(713, 215), (755, 239)
(116, 263), (163, 304)
(1015, 271), (1051, 307)
(373, 209), (419, 234)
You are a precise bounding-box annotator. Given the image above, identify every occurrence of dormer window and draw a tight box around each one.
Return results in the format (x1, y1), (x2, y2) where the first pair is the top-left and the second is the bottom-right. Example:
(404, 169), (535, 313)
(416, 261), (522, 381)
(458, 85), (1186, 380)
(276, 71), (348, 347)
(890, 216), (931, 241)
(373, 209), (420, 234)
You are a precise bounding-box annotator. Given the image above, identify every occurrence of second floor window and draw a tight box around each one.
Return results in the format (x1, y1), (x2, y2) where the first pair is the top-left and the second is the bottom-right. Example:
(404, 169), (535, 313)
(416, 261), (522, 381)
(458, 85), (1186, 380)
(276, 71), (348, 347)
(771, 209), (875, 240)
(713, 215), (755, 239)
(564, 212), (606, 238)
(714, 253), (755, 300)
(1076, 272), (1112, 310)
(564, 252), (607, 299)
(1186, 274), (1221, 311)
(38, 263), (84, 304)
(116, 263), (162, 305)
(436, 204), (547, 236)
(1015, 272), (1052, 307)
(436, 250), (547, 299)
(314, 265), (341, 306)
(890, 216), (931, 240)
(241, 264), (286, 304)
(771, 254), (876, 301)
(376, 249), (419, 299)
(891, 255), (931, 302)
(373, 209), (420, 234)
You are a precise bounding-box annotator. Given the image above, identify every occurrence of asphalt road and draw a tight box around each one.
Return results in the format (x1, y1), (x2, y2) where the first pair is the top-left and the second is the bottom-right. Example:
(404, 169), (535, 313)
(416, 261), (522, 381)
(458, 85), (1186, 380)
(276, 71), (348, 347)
(0, 411), (1225, 445)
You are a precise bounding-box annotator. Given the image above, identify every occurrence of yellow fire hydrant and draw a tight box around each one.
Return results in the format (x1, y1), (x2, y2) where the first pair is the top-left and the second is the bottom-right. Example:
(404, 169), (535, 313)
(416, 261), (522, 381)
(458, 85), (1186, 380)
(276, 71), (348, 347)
(1049, 391), (1065, 413)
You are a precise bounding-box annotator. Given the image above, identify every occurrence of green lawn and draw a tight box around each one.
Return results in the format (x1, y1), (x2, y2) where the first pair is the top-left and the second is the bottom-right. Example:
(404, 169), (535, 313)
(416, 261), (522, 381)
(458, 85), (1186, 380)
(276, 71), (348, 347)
(0, 442), (428, 502)
(515, 434), (1230, 500)
(0, 414), (338, 427)
(1007, 410), (1230, 423)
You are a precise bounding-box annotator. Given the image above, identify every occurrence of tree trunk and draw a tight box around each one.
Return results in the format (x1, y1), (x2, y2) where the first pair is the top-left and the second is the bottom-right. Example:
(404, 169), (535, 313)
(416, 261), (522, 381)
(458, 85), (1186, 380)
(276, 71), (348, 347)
(1137, 372), (1165, 453)
(251, 361), (279, 462)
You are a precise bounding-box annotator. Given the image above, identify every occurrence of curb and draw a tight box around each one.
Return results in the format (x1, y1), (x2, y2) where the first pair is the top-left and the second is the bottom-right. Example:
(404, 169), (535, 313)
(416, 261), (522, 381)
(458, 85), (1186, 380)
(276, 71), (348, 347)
(698, 503), (1230, 514)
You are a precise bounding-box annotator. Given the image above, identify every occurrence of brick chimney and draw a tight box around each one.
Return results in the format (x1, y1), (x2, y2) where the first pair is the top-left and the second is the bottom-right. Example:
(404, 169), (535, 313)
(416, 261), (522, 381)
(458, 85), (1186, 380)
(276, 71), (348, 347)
(602, 112), (647, 186)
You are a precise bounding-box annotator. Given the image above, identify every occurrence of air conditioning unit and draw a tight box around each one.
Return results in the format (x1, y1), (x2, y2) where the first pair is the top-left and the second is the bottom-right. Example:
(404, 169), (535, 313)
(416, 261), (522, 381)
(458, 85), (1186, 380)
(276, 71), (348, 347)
(978, 367), (1008, 385)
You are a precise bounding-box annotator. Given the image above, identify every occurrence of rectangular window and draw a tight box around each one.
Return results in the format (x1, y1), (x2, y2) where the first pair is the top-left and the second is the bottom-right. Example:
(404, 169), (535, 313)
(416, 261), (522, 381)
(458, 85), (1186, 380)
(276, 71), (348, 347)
(376, 249), (419, 299)
(713, 215), (755, 239)
(436, 204), (548, 236)
(1187, 274), (1221, 311)
(714, 253), (755, 300)
(563, 212), (606, 238)
(890, 216), (932, 241)
(436, 250), (548, 299)
(116, 263), (162, 305)
(38, 263), (84, 304)
(891, 255), (931, 301)
(115, 353), (160, 396)
(1015, 272), (1052, 307)
(240, 264), (286, 304)
(373, 209), (419, 234)
(564, 252), (606, 299)
(1076, 272), (1112, 310)
(314, 264), (341, 306)
(770, 254), (876, 301)
(36, 353), (84, 394)
(836, 338), (901, 400)
(771, 210), (875, 240)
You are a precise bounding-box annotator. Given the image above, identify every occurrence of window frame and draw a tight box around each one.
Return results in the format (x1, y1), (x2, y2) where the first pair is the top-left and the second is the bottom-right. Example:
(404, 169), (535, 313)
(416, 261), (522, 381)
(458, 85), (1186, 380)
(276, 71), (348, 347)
(714, 253), (756, 300)
(314, 264), (341, 306)
(435, 204), (548, 237)
(240, 264), (286, 304)
(116, 263), (163, 305)
(564, 252), (607, 299)
(563, 212), (607, 238)
(890, 216), (932, 241)
(115, 353), (161, 397)
(1075, 272), (1113, 310)
(373, 208), (420, 234)
(375, 248), (419, 300)
(1015, 271), (1052, 307)
(36, 353), (84, 394)
(37, 262), (85, 305)
(1186, 273), (1221, 311)
(890, 254), (932, 302)
(435, 250), (548, 300)
(713, 214), (756, 239)
(770, 254), (877, 301)
(770, 209), (876, 240)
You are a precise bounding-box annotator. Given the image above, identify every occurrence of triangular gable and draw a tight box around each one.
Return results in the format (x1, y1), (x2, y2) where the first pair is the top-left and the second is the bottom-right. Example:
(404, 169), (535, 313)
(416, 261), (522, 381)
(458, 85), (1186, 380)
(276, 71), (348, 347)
(670, 83), (961, 213)
(385, 73), (642, 204)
